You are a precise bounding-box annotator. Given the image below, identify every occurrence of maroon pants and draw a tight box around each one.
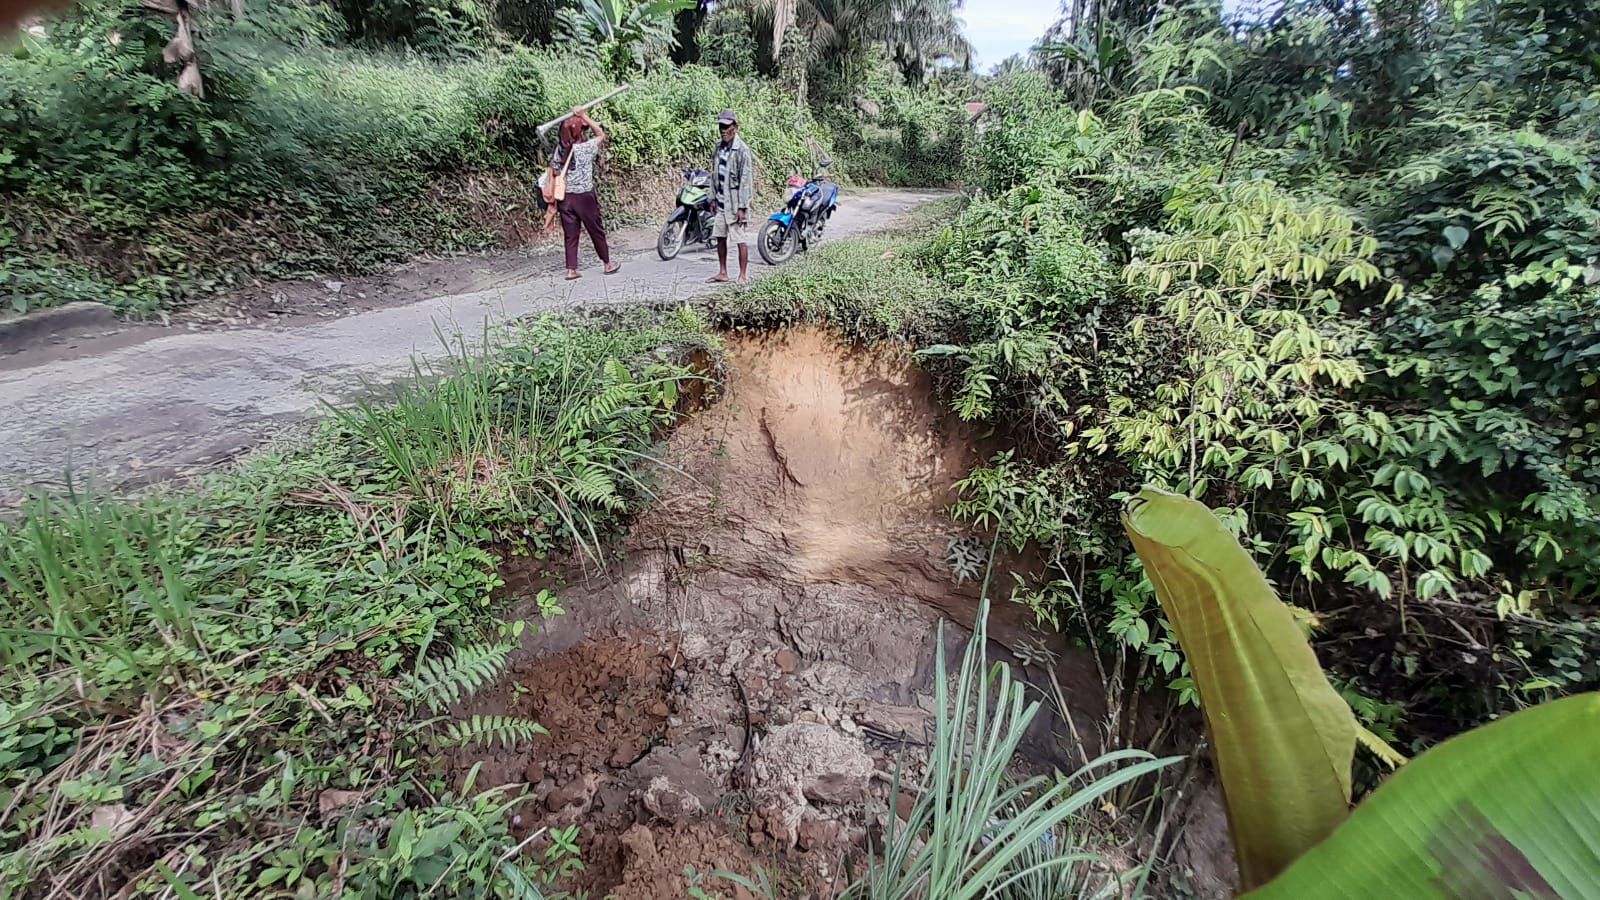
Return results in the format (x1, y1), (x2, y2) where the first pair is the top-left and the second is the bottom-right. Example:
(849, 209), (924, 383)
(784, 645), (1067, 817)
(559, 191), (610, 270)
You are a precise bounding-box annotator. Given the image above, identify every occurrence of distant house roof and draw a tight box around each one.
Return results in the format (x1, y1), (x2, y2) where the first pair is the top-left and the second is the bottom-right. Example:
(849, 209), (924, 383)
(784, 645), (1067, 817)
(964, 102), (988, 124)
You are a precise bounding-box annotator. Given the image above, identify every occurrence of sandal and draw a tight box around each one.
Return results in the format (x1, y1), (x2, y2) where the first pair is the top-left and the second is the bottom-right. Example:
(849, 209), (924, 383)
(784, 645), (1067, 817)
(604, 263), (621, 275)
(565, 272), (581, 281)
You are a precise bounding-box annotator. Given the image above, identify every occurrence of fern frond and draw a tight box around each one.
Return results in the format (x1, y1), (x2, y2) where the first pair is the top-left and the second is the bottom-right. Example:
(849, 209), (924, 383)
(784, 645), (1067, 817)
(439, 714), (547, 749)
(565, 381), (643, 436)
(1470, 185), (1538, 238)
(566, 465), (624, 510)
(400, 641), (515, 713)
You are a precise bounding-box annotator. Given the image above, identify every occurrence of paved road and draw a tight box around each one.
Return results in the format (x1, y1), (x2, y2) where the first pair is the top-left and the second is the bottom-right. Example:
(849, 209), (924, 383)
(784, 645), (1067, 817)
(0, 190), (946, 501)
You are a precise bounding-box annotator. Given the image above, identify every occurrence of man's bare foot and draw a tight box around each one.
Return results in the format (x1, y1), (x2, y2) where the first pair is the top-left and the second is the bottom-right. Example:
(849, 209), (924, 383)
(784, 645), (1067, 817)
(565, 269), (580, 280)
(737, 275), (749, 285)
(707, 273), (730, 283)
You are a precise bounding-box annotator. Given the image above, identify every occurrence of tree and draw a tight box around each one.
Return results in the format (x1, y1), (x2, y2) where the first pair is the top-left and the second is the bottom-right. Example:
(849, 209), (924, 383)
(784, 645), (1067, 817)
(556, 0), (695, 74)
(721, 0), (968, 102)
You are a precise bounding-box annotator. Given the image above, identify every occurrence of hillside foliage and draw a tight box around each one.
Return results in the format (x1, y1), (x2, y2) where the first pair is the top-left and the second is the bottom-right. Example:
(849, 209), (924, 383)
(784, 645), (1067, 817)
(0, 0), (972, 316)
(949, 0), (1598, 751)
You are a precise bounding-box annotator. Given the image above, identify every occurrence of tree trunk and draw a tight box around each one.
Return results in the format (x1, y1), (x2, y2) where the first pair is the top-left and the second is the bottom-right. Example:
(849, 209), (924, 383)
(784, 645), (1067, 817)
(772, 0), (794, 60)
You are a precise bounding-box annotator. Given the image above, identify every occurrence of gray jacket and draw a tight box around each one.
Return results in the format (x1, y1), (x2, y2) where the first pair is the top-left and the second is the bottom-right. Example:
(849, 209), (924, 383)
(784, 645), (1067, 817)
(713, 136), (754, 212)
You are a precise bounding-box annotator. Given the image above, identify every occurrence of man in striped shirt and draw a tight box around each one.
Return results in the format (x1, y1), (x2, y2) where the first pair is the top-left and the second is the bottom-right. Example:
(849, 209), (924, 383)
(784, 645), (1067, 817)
(708, 109), (755, 285)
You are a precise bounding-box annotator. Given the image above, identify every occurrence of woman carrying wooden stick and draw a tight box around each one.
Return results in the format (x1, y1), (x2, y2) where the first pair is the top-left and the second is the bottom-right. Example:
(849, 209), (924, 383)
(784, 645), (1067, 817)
(550, 107), (621, 281)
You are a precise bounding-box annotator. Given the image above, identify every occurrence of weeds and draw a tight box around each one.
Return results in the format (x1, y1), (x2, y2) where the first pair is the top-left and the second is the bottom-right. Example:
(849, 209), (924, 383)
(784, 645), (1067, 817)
(0, 313), (711, 896)
(844, 599), (1178, 899)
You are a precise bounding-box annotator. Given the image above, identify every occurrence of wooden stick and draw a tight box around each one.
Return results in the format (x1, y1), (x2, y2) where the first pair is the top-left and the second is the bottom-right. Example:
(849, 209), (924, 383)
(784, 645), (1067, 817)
(536, 83), (632, 137)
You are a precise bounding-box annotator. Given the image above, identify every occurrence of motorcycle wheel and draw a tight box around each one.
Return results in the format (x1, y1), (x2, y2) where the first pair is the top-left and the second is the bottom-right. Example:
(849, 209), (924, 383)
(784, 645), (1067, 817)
(657, 219), (687, 261)
(758, 219), (799, 265)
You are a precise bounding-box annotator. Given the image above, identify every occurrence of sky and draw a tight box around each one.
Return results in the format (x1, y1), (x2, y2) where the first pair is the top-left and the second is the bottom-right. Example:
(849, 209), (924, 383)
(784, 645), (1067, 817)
(963, 0), (1064, 71)
(963, 0), (1256, 72)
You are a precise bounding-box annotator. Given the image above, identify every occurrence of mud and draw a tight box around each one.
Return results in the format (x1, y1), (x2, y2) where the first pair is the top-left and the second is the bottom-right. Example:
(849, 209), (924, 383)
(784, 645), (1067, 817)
(456, 327), (1233, 897)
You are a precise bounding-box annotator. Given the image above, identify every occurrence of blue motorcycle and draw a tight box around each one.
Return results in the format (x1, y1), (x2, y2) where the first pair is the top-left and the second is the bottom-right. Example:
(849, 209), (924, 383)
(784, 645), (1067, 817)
(757, 159), (838, 266)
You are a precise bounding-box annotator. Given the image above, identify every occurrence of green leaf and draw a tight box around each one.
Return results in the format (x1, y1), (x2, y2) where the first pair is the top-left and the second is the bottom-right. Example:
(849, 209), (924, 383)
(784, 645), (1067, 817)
(414, 820), (464, 858)
(1123, 486), (1355, 889)
(1247, 693), (1600, 898)
(1354, 724), (1405, 770)
(1442, 225), (1470, 250)
(157, 862), (205, 900)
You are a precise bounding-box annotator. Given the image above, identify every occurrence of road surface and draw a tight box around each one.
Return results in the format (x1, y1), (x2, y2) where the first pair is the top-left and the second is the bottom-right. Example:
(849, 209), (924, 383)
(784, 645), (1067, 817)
(0, 189), (946, 502)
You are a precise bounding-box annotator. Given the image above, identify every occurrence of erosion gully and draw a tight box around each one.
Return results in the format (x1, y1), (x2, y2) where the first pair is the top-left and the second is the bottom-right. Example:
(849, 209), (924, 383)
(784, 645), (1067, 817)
(452, 326), (1234, 899)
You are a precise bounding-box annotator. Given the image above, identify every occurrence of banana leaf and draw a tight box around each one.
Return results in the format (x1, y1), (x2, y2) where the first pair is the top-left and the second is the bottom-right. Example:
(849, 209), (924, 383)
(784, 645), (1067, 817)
(1246, 691), (1600, 898)
(1123, 486), (1355, 888)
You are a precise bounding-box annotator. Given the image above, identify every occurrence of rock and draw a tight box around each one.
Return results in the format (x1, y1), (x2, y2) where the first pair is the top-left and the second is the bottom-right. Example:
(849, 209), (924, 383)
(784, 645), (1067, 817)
(610, 739), (645, 769)
(850, 701), (930, 740)
(807, 770), (867, 805)
(796, 815), (844, 852)
(633, 745), (720, 824)
(545, 773), (601, 817)
(894, 791), (917, 820)
(318, 789), (365, 820)
(752, 722), (874, 806)
(680, 633), (712, 660)
(774, 648), (798, 674)
(748, 722), (875, 850)
(619, 824), (658, 867)
(90, 804), (135, 836)
(595, 716), (613, 734)
(642, 775), (706, 823)
(523, 761), (546, 785)
(648, 700), (670, 717)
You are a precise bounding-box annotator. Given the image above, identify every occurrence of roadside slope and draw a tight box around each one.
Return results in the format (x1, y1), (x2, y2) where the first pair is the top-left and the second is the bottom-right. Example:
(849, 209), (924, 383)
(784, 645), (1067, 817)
(0, 190), (946, 501)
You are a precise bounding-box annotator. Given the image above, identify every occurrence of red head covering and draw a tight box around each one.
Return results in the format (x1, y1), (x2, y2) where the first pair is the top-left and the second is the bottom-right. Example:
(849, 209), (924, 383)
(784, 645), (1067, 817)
(560, 117), (586, 149)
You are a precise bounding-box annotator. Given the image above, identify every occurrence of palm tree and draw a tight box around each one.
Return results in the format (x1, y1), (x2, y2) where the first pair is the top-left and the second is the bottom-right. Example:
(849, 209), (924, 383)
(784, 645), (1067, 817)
(558, 0), (696, 74)
(723, 0), (968, 101)
(884, 0), (970, 84)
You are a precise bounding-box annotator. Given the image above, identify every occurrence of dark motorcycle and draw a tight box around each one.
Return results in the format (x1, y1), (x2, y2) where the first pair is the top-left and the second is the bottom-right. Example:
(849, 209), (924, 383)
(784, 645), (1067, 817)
(757, 159), (839, 266)
(657, 168), (714, 261)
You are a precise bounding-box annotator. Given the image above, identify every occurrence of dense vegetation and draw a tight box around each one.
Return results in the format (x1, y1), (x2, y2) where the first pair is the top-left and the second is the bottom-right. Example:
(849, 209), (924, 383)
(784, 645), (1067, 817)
(734, 0), (1600, 756)
(4, 0), (1599, 894)
(0, 0), (972, 316)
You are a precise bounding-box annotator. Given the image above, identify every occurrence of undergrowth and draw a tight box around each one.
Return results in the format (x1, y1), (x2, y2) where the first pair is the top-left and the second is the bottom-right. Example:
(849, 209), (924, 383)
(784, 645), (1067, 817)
(0, 310), (714, 897)
(0, 2), (840, 318)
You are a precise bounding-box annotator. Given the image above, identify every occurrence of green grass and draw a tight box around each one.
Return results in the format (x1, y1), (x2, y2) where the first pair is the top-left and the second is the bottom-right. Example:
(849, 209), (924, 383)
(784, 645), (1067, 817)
(711, 236), (958, 342)
(843, 598), (1177, 899)
(329, 323), (696, 562)
(0, 311), (712, 897)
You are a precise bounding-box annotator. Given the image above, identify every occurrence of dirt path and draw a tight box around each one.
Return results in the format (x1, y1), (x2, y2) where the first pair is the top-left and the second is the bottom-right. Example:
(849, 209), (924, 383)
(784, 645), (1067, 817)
(0, 189), (946, 502)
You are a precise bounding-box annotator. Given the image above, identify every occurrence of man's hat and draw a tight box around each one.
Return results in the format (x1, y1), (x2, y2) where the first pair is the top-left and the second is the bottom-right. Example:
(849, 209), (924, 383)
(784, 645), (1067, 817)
(717, 109), (738, 126)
